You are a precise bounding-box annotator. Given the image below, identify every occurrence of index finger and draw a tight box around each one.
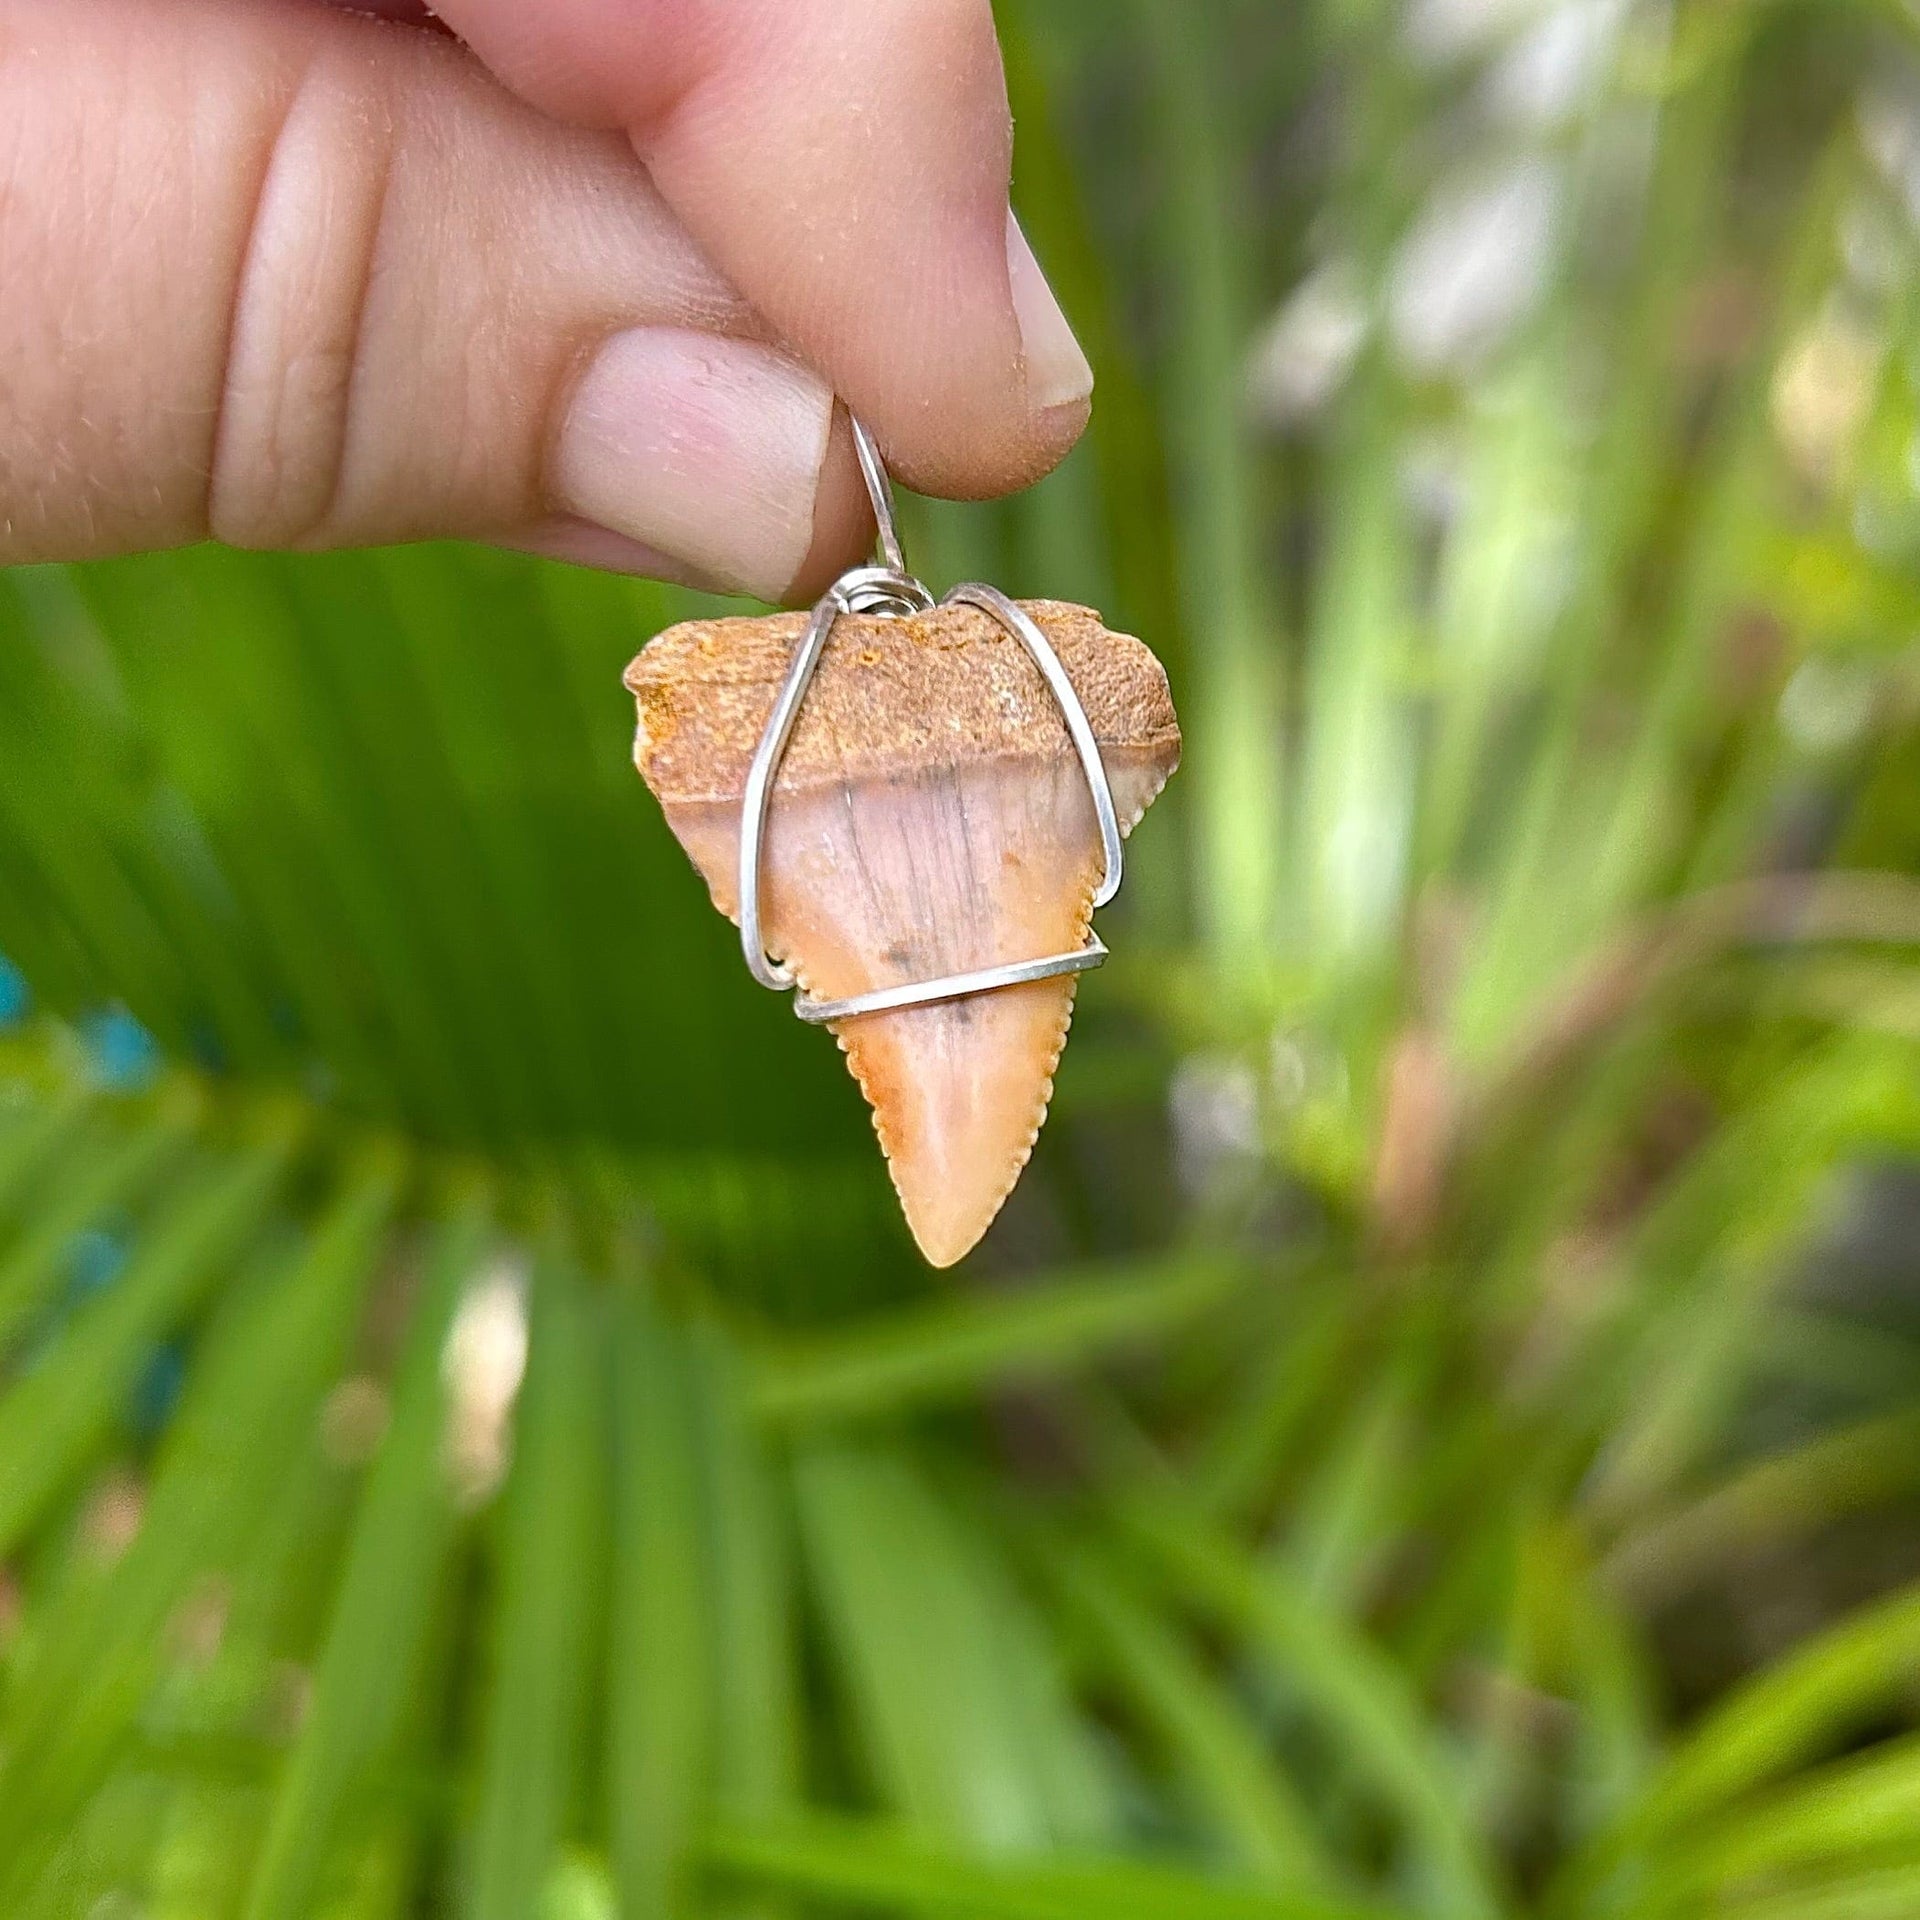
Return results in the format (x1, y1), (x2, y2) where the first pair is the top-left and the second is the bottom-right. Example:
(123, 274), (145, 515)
(421, 0), (1093, 499)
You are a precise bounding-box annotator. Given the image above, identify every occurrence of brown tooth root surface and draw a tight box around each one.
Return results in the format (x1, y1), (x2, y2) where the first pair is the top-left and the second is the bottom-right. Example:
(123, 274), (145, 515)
(628, 600), (1182, 1267)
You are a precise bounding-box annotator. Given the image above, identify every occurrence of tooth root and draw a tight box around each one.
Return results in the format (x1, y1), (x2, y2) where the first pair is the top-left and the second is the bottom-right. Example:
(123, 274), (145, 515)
(627, 600), (1181, 1266)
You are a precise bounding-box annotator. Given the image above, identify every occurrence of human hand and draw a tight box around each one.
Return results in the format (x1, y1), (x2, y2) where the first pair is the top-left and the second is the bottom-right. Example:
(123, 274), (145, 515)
(0, 0), (1093, 601)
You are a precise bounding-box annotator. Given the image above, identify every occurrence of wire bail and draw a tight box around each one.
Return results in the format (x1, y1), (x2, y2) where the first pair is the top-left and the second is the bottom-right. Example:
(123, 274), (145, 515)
(737, 420), (1125, 1024)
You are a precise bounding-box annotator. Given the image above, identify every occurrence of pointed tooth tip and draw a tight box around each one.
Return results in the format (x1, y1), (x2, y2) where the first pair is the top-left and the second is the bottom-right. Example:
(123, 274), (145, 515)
(896, 1166), (1025, 1267)
(843, 986), (1071, 1273)
(892, 1156), (1024, 1268)
(906, 1218), (983, 1270)
(840, 1018), (1018, 1269)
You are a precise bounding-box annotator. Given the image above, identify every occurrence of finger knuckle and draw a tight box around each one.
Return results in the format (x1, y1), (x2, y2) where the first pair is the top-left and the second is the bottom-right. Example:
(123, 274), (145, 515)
(208, 48), (398, 552)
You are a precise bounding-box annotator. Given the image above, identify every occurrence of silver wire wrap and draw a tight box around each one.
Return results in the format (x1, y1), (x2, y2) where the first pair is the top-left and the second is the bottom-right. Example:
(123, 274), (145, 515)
(738, 419), (1125, 1025)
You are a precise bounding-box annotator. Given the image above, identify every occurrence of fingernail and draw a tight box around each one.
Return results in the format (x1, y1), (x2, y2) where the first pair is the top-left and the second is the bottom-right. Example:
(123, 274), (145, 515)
(497, 515), (720, 589)
(1007, 212), (1093, 414)
(553, 328), (833, 601)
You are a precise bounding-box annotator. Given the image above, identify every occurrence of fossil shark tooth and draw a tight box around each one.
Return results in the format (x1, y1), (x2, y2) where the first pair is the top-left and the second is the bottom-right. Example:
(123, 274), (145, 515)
(625, 598), (1180, 1267)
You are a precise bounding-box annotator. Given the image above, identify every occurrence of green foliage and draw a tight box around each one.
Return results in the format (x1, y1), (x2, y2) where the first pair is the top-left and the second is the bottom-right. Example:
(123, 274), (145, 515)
(9, 0), (1920, 1913)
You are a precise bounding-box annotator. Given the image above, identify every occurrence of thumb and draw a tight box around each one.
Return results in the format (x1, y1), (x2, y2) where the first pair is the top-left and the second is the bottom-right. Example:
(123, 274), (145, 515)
(0, 0), (875, 599)
(424, 0), (1095, 499)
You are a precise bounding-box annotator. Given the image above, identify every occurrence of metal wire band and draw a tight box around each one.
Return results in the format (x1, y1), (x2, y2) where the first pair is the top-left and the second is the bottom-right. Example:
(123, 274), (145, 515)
(795, 934), (1111, 1025)
(737, 580), (1127, 1025)
(852, 419), (910, 578)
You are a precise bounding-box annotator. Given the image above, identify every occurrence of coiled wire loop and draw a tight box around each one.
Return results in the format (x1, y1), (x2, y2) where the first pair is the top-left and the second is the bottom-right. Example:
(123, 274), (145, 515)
(738, 421), (1123, 1024)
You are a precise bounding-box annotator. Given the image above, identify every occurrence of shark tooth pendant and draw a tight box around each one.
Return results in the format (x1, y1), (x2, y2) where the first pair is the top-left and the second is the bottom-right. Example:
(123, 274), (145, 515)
(623, 424), (1180, 1266)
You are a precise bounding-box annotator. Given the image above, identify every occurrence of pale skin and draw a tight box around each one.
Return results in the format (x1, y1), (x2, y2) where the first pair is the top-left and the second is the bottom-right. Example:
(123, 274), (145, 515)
(0, 0), (1096, 604)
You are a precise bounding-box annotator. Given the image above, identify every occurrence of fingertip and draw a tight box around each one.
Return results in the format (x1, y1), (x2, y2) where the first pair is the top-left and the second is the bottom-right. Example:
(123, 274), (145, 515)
(876, 390), (1091, 504)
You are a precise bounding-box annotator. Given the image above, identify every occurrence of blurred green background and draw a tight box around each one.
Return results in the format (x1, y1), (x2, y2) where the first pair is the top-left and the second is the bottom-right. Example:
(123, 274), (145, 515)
(7, 0), (1920, 1914)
